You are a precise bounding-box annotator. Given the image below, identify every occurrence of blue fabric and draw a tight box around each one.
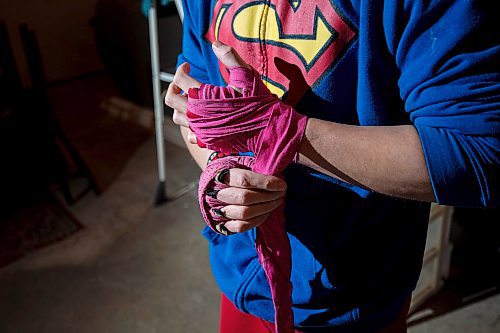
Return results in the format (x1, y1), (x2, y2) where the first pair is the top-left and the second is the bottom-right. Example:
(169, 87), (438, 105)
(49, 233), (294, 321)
(178, 0), (499, 330)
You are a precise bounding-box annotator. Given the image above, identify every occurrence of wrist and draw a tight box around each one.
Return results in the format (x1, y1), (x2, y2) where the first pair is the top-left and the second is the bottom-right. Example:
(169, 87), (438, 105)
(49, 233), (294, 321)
(293, 116), (310, 164)
(296, 118), (320, 168)
(180, 126), (214, 170)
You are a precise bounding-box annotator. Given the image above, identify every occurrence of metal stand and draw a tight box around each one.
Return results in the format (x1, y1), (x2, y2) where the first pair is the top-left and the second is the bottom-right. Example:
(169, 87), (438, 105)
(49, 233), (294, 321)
(148, 0), (191, 206)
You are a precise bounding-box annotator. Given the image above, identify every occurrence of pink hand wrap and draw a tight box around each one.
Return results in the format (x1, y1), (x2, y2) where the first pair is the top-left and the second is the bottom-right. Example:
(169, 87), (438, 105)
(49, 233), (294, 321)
(188, 66), (308, 333)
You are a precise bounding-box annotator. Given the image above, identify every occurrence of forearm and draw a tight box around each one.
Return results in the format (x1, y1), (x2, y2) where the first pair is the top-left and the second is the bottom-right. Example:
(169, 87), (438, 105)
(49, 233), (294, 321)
(298, 118), (436, 202)
(180, 126), (213, 170)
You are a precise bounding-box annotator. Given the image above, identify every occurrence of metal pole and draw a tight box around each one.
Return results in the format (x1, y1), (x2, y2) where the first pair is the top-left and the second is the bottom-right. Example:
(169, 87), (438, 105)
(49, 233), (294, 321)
(148, 1), (167, 205)
(173, 0), (184, 23)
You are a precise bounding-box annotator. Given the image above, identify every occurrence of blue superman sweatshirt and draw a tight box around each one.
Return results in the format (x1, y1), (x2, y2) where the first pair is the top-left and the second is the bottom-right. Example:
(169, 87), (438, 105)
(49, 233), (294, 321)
(176, 0), (499, 331)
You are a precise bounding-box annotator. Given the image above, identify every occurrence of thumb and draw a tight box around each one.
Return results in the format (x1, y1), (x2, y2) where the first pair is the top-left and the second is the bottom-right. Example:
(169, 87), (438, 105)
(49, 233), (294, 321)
(212, 41), (250, 69)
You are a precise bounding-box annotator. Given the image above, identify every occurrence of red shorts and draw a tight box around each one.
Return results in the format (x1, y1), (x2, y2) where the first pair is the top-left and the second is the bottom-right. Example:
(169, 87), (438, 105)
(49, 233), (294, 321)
(219, 294), (410, 333)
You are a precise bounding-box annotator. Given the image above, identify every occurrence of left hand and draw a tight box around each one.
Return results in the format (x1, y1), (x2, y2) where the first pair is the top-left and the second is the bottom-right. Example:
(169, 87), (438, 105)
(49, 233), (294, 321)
(165, 41), (251, 144)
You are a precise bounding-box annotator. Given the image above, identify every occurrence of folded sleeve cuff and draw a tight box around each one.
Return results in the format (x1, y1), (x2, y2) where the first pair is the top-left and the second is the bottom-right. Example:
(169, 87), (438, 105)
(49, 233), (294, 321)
(415, 124), (496, 208)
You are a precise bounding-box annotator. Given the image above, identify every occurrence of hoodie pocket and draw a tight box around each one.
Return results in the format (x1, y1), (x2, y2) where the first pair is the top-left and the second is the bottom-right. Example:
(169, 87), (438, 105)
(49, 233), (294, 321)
(202, 224), (262, 313)
(201, 225), (222, 244)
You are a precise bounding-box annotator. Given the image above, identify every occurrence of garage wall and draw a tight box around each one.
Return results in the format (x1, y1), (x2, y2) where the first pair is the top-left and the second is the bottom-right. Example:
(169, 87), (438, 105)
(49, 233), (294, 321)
(0, 0), (104, 86)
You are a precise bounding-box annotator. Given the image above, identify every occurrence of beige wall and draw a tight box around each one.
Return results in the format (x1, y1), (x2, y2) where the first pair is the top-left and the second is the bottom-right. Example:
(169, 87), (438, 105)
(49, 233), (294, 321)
(1, 0), (104, 86)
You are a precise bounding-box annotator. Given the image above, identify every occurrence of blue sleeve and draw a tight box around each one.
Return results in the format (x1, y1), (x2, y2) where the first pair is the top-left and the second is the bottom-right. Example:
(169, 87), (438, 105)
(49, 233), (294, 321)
(175, 0), (210, 83)
(395, 0), (500, 208)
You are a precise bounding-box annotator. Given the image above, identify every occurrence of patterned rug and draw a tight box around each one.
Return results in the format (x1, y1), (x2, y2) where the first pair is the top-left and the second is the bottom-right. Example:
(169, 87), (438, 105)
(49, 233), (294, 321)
(0, 198), (83, 269)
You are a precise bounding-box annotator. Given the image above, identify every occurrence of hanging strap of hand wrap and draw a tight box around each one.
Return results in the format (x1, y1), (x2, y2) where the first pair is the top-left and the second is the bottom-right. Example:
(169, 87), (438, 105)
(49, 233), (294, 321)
(188, 66), (308, 333)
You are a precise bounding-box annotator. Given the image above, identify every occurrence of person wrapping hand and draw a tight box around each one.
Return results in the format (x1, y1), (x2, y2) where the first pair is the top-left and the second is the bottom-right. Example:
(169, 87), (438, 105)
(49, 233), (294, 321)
(165, 3), (499, 328)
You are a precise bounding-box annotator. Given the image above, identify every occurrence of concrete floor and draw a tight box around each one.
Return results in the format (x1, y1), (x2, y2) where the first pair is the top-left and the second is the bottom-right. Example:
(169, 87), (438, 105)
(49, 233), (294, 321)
(409, 293), (500, 333)
(0, 135), (220, 333)
(0, 132), (498, 332)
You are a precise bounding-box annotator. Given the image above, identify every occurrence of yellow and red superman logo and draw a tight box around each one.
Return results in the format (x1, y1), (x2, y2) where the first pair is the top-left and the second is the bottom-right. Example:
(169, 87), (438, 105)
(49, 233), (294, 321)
(205, 0), (357, 105)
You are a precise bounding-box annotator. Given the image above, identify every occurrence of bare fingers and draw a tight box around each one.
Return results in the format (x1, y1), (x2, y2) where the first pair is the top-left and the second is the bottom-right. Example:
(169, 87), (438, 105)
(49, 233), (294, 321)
(219, 197), (284, 221)
(223, 213), (270, 234)
(223, 168), (287, 191)
(214, 187), (286, 205)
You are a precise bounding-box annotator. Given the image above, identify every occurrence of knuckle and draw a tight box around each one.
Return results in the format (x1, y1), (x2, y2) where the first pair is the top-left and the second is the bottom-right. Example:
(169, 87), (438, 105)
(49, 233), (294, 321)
(239, 191), (251, 204)
(172, 75), (181, 86)
(233, 172), (249, 188)
(232, 191), (244, 204)
(165, 94), (174, 107)
(172, 111), (182, 125)
(262, 178), (273, 190)
(175, 65), (185, 77)
(240, 177), (251, 188)
(233, 223), (246, 233)
(239, 206), (251, 220)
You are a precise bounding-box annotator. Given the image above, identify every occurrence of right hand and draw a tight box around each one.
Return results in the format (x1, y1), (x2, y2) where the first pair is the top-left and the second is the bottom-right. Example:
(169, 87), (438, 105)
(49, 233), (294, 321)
(214, 168), (287, 234)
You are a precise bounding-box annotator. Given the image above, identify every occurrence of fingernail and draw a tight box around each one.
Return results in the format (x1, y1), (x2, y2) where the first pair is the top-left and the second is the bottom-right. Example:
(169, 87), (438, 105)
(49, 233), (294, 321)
(212, 208), (225, 218)
(215, 223), (233, 236)
(212, 41), (225, 49)
(206, 189), (219, 199)
(214, 168), (230, 184)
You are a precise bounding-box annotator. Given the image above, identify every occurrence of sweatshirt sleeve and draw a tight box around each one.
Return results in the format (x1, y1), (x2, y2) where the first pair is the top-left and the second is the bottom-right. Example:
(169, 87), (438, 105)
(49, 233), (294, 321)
(395, 0), (500, 208)
(175, 0), (210, 83)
